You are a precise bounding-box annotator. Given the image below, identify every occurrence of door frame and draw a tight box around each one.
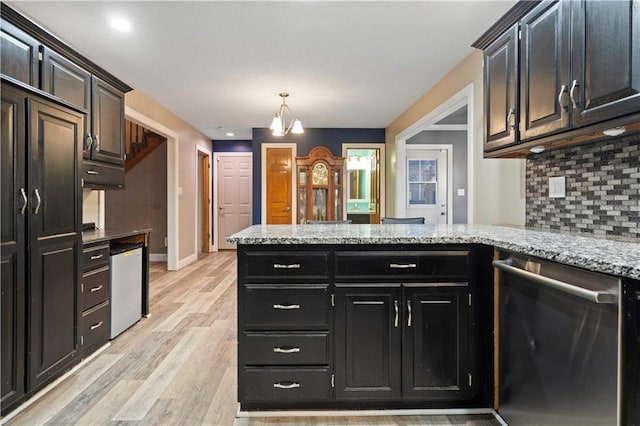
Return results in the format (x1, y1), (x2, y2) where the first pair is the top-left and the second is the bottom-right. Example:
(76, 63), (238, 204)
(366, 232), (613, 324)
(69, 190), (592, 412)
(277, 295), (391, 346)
(195, 144), (212, 254)
(341, 143), (386, 222)
(124, 107), (179, 270)
(260, 143), (297, 224)
(399, 144), (453, 224)
(213, 152), (253, 251)
(395, 84), (473, 224)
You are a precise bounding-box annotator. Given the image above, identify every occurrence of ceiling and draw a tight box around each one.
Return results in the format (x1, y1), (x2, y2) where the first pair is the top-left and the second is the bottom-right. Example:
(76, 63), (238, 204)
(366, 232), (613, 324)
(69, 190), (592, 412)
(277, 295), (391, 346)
(9, 1), (515, 140)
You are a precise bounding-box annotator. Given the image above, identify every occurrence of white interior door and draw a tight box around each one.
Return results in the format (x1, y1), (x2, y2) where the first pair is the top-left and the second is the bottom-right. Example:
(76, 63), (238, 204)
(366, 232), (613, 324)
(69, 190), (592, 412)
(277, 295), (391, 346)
(405, 149), (448, 224)
(217, 154), (252, 249)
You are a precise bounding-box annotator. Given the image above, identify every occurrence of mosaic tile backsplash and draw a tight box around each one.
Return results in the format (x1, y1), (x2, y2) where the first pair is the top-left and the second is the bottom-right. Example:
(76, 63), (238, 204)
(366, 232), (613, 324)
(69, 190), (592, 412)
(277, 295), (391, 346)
(526, 134), (640, 239)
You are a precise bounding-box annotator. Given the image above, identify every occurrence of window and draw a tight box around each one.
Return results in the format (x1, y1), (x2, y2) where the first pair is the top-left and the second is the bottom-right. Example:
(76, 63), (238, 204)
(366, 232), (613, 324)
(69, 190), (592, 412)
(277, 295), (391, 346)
(407, 159), (437, 206)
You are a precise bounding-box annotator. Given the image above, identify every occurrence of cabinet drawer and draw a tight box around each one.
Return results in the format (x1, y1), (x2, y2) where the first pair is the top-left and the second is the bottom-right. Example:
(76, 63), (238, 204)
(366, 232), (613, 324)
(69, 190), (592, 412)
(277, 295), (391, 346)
(335, 250), (469, 281)
(82, 244), (110, 271)
(81, 266), (109, 311)
(243, 332), (329, 365)
(242, 367), (330, 402)
(82, 160), (124, 189)
(81, 301), (110, 350)
(243, 285), (329, 330)
(242, 252), (329, 282)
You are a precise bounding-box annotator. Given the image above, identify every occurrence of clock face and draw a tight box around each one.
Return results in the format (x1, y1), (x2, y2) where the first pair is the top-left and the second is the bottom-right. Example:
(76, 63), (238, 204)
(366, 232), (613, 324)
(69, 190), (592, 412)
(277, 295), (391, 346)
(312, 163), (329, 185)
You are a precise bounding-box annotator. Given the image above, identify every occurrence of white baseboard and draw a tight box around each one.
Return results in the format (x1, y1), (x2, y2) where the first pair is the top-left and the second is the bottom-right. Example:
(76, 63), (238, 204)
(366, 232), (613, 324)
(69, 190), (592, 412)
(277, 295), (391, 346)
(176, 253), (197, 270)
(149, 253), (168, 262)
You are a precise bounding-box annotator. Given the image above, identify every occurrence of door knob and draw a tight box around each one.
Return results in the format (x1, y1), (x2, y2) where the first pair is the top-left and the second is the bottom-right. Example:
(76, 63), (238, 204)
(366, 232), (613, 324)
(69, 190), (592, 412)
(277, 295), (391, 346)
(284, 206), (291, 212)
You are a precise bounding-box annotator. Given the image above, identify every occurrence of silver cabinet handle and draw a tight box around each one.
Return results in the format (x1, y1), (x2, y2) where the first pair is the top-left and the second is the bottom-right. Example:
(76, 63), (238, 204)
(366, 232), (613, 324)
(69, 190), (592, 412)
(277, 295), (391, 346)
(19, 188), (28, 215)
(94, 135), (100, 152)
(90, 285), (104, 292)
(90, 321), (104, 330)
(33, 188), (41, 215)
(407, 300), (412, 327)
(557, 84), (568, 110)
(273, 263), (301, 269)
(390, 263), (417, 269)
(86, 170), (99, 175)
(493, 260), (616, 304)
(506, 108), (515, 129)
(90, 254), (104, 260)
(273, 304), (300, 310)
(569, 80), (579, 109)
(273, 347), (301, 354)
(394, 300), (399, 327)
(273, 382), (300, 389)
(85, 134), (93, 153)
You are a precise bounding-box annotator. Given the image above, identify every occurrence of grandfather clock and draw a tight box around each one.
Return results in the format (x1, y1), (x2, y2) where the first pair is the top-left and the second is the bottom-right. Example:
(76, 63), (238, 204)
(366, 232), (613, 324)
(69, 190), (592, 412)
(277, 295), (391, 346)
(296, 146), (344, 223)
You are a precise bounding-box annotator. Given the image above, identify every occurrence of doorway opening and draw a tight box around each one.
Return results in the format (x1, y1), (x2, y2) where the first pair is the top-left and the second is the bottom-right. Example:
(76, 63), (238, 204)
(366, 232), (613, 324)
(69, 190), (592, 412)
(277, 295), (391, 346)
(342, 143), (385, 224)
(196, 148), (211, 255)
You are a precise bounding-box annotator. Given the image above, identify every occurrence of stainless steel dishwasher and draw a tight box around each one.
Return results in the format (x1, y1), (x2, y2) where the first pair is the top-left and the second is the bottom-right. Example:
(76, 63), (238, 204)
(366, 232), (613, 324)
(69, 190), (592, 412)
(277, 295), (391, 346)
(109, 243), (143, 339)
(494, 254), (620, 426)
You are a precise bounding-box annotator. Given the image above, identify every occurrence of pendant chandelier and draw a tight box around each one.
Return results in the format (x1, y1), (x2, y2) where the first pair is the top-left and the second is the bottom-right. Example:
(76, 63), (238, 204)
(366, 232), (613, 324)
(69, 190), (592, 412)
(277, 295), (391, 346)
(269, 92), (304, 136)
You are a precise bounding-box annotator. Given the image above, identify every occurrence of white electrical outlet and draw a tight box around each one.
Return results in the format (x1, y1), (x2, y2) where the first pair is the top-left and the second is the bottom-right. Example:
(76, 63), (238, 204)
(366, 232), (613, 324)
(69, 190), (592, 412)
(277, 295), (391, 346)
(549, 176), (566, 198)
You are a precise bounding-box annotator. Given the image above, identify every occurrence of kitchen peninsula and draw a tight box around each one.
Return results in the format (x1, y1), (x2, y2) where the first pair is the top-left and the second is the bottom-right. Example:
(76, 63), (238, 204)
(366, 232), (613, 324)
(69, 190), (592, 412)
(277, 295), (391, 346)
(228, 224), (640, 424)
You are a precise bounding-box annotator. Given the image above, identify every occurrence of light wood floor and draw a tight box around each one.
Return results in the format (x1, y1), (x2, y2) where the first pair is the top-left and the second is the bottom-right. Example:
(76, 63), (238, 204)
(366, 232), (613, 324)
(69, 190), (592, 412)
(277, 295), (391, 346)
(6, 251), (500, 426)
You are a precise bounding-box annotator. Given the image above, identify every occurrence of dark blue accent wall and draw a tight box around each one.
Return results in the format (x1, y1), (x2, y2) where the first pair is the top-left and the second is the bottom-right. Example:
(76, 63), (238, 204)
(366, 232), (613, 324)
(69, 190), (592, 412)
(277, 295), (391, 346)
(251, 127), (385, 224)
(212, 140), (253, 152)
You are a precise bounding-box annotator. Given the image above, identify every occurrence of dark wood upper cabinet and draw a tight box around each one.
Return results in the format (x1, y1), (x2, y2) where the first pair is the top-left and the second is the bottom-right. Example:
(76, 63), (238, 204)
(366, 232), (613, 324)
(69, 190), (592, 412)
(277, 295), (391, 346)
(91, 76), (125, 166)
(483, 24), (519, 152)
(570, 0), (640, 127)
(0, 85), (27, 414)
(402, 286), (471, 401)
(0, 19), (39, 87)
(520, 0), (570, 141)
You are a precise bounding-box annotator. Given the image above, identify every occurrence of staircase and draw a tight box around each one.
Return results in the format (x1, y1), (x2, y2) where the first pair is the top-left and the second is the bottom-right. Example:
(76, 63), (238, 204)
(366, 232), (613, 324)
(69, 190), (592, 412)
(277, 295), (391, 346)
(125, 120), (167, 173)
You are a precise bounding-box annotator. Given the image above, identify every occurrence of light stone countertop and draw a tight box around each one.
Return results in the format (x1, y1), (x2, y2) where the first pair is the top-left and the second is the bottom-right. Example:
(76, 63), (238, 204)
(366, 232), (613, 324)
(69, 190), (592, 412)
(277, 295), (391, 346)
(227, 224), (640, 280)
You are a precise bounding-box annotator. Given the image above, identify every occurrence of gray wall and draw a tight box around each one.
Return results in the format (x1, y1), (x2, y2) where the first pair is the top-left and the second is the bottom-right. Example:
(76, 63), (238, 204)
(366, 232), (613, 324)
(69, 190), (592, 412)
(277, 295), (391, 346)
(106, 144), (168, 253)
(526, 134), (639, 238)
(407, 130), (468, 224)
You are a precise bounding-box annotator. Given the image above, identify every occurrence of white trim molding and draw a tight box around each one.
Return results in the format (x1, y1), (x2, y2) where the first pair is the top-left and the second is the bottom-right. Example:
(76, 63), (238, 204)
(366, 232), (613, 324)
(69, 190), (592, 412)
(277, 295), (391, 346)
(124, 106), (180, 270)
(260, 143), (297, 224)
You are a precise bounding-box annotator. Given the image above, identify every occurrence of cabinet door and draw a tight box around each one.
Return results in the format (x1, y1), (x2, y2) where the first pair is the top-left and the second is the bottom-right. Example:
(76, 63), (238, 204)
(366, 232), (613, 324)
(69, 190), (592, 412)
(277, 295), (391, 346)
(41, 48), (92, 158)
(484, 24), (519, 152)
(91, 76), (125, 165)
(334, 285), (401, 400)
(28, 98), (82, 390)
(623, 279), (640, 425)
(0, 19), (39, 87)
(520, 0), (570, 141)
(402, 286), (471, 400)
(571, 0), (640, 127)
(0, 85), (26, 413)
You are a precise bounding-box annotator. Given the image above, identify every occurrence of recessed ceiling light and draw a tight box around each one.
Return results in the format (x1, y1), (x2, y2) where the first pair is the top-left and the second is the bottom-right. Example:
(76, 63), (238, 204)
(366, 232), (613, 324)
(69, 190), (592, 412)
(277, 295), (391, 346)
(110, 17), (131, 33)
(225, 132), (235, 137)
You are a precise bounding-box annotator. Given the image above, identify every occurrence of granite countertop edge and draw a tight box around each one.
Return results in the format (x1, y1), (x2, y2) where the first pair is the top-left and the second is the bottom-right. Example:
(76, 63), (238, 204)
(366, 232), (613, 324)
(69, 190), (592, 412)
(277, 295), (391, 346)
(227, 224), (640, 280)
(82, 228), (152, 244)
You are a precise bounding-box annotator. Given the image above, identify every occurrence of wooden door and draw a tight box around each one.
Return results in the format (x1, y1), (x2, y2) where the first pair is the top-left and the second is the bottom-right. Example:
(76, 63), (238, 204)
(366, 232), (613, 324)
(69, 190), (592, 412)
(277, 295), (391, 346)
(483, 24), (519, 152)
(28, 98), (82, 390)
(91, 76), (125, 165)
(571, 0), (640, 127)
(0, 19), (39, 87)
(266, 148), (292, 224)
(402, 286), (471, 400)
(520, 0), (570, 141)
(0, 85), (26, 413)
(202, 154), (211, 253)
(217, 154), (252, 249)
(334, 285), (401, 400)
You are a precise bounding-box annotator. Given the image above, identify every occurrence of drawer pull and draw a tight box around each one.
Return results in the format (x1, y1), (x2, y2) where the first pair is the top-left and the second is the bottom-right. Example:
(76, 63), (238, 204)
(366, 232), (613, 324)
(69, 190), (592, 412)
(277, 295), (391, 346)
(90, 285), (104, 292)
(273, 263), (301, 269)
(390, 263), (417, 269)
(273, 382), (300, 389)
(273, 347), (301, 354)
(90, 321), (104, 330)
(90, 254), (104, 260)
(86, 170), (99, 175)
(273, 304), (301, 310)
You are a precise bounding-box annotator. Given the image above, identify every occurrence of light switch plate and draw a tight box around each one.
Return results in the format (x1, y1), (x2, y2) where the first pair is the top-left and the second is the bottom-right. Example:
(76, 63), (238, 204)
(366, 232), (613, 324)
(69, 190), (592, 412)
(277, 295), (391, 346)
(549, 176), (565, 198)
(457, 188), (465, 196)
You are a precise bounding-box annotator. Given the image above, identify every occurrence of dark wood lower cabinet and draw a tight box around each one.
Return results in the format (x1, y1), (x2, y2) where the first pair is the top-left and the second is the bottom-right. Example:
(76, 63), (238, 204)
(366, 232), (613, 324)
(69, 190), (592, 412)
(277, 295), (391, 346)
(334, 286), (402, 400)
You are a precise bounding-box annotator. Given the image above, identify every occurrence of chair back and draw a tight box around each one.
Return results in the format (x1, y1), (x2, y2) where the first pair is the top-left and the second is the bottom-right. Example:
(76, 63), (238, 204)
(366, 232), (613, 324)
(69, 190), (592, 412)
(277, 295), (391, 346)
(307, 220), (352, 224)
(381, 217), (425, 224)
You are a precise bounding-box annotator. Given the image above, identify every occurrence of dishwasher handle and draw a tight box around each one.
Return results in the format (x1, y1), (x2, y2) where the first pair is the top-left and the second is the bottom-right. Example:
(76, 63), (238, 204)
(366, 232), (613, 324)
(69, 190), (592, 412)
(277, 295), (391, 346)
(493, 259), (617, 304)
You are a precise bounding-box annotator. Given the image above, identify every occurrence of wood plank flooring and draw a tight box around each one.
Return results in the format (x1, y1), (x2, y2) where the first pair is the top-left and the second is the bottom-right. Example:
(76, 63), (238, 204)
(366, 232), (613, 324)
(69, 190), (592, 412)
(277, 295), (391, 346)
(5, 251), (500, 426)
